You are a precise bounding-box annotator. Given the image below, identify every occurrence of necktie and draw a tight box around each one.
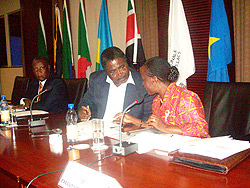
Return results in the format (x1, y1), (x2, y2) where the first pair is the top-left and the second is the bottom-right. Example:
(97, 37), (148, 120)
(37, 82), (43, 102)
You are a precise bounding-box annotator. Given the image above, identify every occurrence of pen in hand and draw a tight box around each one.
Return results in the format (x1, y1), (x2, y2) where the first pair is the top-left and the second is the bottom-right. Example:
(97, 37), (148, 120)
(80, 105), (91, 121)
(113, 109), (131, 120)
(86, 105), (90, 114)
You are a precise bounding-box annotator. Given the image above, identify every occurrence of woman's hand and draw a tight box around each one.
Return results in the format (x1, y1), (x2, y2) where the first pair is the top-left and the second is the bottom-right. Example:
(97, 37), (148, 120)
(146, 115), (166, 130)
(146, 114), (183, 134)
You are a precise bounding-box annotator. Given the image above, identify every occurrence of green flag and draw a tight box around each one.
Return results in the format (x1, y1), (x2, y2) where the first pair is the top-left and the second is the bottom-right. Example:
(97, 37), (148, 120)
(38, 8), (48, 58)
(62, 0), (73, 78)
(78, 0), (92, 79)
(54, 4), (63, 77)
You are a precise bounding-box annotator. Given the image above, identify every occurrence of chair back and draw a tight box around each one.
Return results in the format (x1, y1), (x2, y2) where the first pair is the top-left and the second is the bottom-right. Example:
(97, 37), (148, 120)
(63, 78), (88, 110)
(203, 81), (250, 140)
(11, 76), (30, 105)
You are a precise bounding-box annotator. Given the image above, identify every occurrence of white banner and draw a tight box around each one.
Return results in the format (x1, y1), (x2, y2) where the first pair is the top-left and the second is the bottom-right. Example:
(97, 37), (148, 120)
(168, 0), (195, 87)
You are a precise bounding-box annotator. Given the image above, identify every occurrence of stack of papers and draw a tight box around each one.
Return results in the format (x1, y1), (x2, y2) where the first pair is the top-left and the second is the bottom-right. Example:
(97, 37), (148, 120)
(77, 120), (160, 143)
(15, 110), (48, 117)
(77, 120), (119, 141)
(128, 132), (200, 154)
(178, 136), (250, 160)
(77, 120), (203, 155)
(169, 136), (250, 174)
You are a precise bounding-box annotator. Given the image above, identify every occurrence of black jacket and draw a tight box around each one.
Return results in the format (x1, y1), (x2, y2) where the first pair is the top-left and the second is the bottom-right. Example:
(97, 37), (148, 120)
(26, 74), (69, 113)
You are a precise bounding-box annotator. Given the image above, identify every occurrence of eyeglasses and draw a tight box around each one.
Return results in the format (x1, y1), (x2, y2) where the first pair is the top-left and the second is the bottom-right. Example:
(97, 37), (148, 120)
(109, 65), (127, 76)
(33, 66), (47, 72)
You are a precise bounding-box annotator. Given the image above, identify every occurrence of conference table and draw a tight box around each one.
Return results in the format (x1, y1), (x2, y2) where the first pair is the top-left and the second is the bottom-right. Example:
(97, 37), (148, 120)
(0, 112), (250, 188)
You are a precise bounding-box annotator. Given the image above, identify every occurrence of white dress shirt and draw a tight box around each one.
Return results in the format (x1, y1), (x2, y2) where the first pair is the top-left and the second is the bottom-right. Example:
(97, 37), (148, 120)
(103, 71), (135, 121)
(20, 79), (47, 105)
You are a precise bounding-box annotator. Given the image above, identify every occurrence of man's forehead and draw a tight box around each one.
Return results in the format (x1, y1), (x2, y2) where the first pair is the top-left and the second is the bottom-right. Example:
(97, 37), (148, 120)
(107, 58), (126, 68)
(33, 60), (47, 67)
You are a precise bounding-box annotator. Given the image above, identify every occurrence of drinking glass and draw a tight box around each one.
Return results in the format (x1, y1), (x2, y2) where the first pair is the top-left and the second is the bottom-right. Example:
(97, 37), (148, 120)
(91, 119), (108, 151)
(9, 106), (17, 126)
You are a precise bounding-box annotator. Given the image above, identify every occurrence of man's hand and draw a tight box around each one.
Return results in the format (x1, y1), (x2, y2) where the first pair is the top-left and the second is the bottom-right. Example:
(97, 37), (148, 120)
(113, 112), (137, 125)
(24, 99), (32, 109)
(78, 105), (91, 121)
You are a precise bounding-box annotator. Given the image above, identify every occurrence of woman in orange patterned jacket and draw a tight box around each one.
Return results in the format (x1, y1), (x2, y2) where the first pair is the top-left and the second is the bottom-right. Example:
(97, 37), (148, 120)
(140, 57), (210, 138)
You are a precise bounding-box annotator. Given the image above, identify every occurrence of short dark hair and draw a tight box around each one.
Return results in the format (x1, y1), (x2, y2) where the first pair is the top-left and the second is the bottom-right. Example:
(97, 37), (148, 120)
(143, 56), (179, 83)
(32, 56), (50, 67)
(101, 47), (127, 70)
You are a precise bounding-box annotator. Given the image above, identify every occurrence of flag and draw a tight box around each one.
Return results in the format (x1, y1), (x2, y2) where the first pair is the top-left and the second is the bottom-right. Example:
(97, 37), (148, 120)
(78, 0), (92, 79)
(96, 0), (113, 71)
(62, 0), (74, 78)
(207, 0), (232, 82)
(125, 0), (146, 70)
(168, 0), (195, 88)
(38, 8), (48, 58)
(54, 5), (63, 77)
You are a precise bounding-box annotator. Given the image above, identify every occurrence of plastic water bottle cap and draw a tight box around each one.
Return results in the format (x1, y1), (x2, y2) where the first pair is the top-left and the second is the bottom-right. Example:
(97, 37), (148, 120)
(68, 103), (74, 109)
(1, 95), (5, 99)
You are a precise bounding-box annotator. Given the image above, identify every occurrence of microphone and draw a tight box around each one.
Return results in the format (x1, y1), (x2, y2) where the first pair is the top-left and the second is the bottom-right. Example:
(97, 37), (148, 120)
(112, 97), (143, 156)
(28, 85), (53, 127)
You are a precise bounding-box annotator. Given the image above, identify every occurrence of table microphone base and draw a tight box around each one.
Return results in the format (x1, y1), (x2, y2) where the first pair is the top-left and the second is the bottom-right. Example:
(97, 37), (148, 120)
(112, 142), (138, 156)
(29, 119), (46, 127)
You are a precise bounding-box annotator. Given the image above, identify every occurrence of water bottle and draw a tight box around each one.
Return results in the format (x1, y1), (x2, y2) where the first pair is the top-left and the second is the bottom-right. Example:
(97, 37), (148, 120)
(1, 95), (10, 125)
(66, 104), (78, 144)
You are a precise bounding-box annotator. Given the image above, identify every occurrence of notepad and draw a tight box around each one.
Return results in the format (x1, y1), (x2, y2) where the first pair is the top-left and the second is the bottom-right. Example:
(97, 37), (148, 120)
(169, 136), (250, 174)
(15, 110), (48, 117)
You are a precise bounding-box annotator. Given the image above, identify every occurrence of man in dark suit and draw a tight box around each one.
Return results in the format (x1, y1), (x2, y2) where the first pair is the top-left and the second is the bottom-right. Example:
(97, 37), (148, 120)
(78, 47), (154, 127)
(23, 56), (68, 113)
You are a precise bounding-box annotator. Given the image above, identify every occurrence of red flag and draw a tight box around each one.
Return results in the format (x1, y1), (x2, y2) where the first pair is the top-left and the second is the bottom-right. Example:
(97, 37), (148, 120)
(78, 0), (92, 78)
(125, 0), (145, 70)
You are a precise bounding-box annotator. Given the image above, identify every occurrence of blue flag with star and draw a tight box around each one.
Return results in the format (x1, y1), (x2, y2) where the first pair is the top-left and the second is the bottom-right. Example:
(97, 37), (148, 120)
(207, 0), (232, 82)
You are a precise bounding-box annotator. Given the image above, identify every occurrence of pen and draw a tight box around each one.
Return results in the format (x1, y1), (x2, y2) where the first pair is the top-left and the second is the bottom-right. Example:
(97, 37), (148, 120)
(114, 109), (131, 118)
(126, 109), (131, 113)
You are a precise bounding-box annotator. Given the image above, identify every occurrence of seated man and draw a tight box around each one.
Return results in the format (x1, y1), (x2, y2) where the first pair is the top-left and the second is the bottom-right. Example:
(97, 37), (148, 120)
(23, 56), (68, 113)
(78, 47), (154, 126)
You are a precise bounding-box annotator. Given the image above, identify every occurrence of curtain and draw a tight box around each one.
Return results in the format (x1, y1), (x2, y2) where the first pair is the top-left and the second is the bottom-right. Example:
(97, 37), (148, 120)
(232, 0), (250, 82)
(135, 0), (159, 59)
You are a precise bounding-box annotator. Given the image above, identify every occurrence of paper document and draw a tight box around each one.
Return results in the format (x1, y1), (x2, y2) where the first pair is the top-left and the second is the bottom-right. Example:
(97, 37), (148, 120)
(77, 120), (152, 142)
(128, 132), (200, 154)
(8, 105), (25, 112)
(15, 110), (48, 117)
(178, 136), (250, 160)
(77, 120), (119, 141)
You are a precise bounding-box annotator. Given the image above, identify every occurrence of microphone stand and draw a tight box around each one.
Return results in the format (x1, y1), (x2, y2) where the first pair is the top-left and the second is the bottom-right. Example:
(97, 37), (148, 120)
(28, 88), (50, 127)
(112, 100), (139, 156)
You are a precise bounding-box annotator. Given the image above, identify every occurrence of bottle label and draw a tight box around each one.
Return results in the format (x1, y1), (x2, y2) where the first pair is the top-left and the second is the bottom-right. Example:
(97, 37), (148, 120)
(1, 110), (10, 122)
(66, 124), (78, 141)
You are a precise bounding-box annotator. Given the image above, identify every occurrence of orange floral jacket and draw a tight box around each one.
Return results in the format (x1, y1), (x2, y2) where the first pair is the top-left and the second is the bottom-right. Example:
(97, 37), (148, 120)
(152, 83), (210, 138)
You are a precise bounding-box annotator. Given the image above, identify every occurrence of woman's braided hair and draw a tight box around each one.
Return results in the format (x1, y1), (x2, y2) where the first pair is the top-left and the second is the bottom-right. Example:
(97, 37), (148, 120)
(143, 57), (179, 83)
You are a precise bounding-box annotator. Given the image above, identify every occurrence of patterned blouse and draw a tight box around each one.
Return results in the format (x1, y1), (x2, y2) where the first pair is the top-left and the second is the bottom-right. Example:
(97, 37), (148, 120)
(152, 83), (210, 138)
